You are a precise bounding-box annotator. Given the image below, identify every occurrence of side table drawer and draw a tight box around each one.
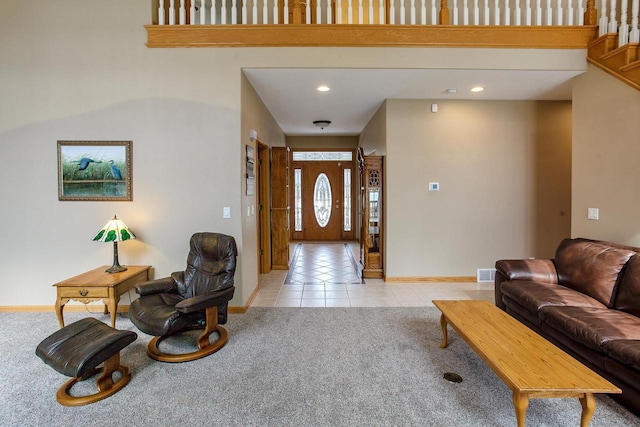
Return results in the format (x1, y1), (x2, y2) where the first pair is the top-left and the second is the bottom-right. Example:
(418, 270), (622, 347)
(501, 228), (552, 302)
(59, 287), (109, 299)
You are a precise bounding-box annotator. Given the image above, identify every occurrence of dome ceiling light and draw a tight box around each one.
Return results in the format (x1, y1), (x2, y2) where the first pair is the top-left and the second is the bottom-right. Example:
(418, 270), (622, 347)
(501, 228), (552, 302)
(313, 120), (331, 129)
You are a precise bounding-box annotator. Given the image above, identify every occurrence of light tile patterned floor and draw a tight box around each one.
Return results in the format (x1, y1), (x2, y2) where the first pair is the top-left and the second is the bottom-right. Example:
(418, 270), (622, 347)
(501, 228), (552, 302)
(252, 242), (495, 308)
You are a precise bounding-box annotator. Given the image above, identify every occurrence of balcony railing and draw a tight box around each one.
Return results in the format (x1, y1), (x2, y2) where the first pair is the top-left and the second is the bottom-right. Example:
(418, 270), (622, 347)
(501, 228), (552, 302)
(153, 0), (599, 26)
(146, 1), (639, 54)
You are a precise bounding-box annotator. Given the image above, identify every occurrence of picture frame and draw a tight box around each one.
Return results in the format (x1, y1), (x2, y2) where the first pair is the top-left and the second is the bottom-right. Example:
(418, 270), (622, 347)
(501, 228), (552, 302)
(57, 141), (132, 201)
(246, 144), (255, 196)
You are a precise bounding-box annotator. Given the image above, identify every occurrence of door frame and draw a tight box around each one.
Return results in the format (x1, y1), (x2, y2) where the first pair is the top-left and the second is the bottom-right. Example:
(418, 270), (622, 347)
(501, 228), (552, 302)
(257, 140), (271, 274)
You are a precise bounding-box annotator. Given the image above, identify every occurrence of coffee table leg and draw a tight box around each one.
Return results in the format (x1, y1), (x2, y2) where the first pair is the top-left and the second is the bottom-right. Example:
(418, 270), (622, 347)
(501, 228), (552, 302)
(579, 393), (595, 427)
(513, 390), (529, 427)
(439, 314), (449, 348)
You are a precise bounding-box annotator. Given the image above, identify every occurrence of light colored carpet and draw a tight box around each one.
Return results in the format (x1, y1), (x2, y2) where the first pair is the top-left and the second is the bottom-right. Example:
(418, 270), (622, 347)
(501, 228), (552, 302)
(1, 308), (638, 426)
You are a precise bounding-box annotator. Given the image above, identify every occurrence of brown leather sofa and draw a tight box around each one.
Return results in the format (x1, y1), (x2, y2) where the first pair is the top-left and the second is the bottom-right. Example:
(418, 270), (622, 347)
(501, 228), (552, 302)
(494, 238), (640, 416)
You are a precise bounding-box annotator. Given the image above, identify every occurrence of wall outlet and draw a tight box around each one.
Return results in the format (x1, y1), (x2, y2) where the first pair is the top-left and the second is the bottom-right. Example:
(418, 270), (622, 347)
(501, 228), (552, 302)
(429, 182), (440, 191)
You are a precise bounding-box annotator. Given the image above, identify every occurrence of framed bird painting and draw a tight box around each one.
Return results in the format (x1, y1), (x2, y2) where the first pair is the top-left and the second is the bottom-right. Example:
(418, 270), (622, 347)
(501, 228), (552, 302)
(57, 141), (132, 201)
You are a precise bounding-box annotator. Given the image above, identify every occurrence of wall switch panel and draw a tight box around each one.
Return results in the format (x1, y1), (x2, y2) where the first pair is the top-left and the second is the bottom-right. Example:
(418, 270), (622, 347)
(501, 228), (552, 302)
(588, 207), (599, 220)
(223, 207), (231, 218)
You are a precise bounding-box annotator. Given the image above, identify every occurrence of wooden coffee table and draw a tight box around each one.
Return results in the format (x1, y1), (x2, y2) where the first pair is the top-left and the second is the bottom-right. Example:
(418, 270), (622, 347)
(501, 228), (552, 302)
(53, 265), (151, 328)
(432, 300), (621, 427)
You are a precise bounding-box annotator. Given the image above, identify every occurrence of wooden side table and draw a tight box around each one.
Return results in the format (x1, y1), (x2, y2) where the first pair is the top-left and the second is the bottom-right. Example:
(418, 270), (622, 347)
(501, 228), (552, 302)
(53, 265), (151, 328)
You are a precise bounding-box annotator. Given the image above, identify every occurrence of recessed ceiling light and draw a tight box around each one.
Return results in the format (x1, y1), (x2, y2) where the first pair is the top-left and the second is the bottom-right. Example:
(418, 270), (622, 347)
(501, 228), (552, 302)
(471, 86), (484, 93)
(317, 85), (331, 92)
(445, 88), (457, 94)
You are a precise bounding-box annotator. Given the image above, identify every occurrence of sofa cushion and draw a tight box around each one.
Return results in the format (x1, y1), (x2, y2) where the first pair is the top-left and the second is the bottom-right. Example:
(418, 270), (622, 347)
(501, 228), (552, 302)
(554, 238), (636, 306)
(539, 306), (640, 352)
(603, 340), (640, 371)
(615, 254), (640, 317)
(500, 280), (605, 315)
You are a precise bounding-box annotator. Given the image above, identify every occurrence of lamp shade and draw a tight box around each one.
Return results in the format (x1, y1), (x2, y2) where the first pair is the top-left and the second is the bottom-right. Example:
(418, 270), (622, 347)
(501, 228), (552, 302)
(92, 216), (136, 243)
(92, 215), (136, 274)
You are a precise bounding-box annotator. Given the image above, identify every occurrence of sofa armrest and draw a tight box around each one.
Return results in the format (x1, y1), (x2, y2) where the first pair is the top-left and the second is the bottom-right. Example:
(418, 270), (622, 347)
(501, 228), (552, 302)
(495, 259), (558, 284)
(135, 276), (178, 296)
(494, 259), (558, 310)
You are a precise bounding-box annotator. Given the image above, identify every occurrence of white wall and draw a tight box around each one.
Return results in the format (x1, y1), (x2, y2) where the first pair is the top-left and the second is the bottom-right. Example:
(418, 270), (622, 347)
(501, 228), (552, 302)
(382, 99), (571, 278)
(572, 65), (640, 246)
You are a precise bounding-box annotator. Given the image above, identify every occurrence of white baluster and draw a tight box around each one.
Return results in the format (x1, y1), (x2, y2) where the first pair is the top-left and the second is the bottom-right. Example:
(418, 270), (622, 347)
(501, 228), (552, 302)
(453, 0), (459, 24)
(284, 0), (289, 24)
(411, 0), (416, 24)
(369, 0), (374, 23)
(619, 0), (629, 45)
(495, 0), (500, 24)
(390, 0), (395, 24)
(567, 0), (574, 25)
(577, 0), (584, 25)
(525, 0), (531, 25)
(348, 0), (353, 23)
(274, 0), (279, 24)
(473, 0), (479, 24)
(431, 0), (437, 23)
(327, 0), (332, 24)
(535, 0), (541, 25)
(317, 0), (322, 23)
(200, 0), (206, 24)
(555, 0), (562, 25)
(212, 0), (217, 24)
(190, 0), (196, 24)
(379, 0), (385, 22)
(232, 0), (238, 24)
(253, 0), (258, 24)
(306, 0), (311, 23)
(463, 0), (469, 25)
(421, 0), (427, 24)
(504, 0), (510, 25)
(159, 0), (165, 25)
(264, 0), (268, 24)
(169, 0), (176, 25)
(630, 0), (640, 42)
(609, 0), (618, 33)
(242, 0), (247, 24)
(545, 0), (552, 25)
(515, 0), (522, 25)
(484, 0), (490, 24)
(400, 0), (406, 24)
(599, 0), (608, 35)
(221, 0), (227, 24)
(179, 0), (186, 24)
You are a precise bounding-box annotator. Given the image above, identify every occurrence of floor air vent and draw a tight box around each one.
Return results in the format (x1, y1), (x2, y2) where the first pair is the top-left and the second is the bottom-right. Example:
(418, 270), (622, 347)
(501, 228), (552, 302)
(476, 268), (496, 282)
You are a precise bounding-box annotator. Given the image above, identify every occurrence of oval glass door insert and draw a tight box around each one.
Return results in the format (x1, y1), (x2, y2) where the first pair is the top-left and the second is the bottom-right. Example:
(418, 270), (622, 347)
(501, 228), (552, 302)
(314, 173), (332, 227)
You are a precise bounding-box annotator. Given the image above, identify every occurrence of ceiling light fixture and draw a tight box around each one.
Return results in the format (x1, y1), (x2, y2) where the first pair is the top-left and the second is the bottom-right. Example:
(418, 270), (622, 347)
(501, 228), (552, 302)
(445, 88), (457, 94)
(317, 85), (331, 92)
(471, 86), (485, 93)
(313, 120), (331, 129)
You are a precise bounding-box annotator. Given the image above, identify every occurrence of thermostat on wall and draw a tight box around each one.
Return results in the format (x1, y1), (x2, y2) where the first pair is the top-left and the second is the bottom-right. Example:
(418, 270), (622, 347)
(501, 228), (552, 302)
(429, 182), (440, 191)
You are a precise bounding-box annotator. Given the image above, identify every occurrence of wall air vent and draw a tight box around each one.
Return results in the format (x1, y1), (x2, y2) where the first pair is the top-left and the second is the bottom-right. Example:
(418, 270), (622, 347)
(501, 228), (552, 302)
(477, 268), (496, 282)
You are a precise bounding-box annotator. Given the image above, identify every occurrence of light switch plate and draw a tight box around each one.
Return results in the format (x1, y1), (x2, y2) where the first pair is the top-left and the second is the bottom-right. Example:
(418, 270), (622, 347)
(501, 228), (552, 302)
(223, 207), (231, 219)
(588, 207), (599, 220)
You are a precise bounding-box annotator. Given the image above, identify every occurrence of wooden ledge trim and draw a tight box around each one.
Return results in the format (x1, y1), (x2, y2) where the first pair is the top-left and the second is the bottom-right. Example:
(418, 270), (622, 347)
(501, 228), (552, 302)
(146, 24), (597, 49)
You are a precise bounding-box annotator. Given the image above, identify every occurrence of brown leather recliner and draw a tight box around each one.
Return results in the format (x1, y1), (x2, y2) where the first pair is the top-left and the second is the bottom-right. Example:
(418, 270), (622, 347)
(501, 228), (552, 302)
(129, 232), (237, 363)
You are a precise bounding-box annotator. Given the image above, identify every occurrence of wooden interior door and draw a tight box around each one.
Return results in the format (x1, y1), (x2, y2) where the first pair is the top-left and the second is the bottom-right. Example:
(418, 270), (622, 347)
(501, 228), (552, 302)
(301, 162), (343, 240)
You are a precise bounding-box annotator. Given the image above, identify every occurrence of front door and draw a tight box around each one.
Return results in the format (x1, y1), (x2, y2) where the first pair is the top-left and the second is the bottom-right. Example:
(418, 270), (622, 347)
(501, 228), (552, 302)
(291, 150), (356, 241)
(302, 161), (342, 240)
